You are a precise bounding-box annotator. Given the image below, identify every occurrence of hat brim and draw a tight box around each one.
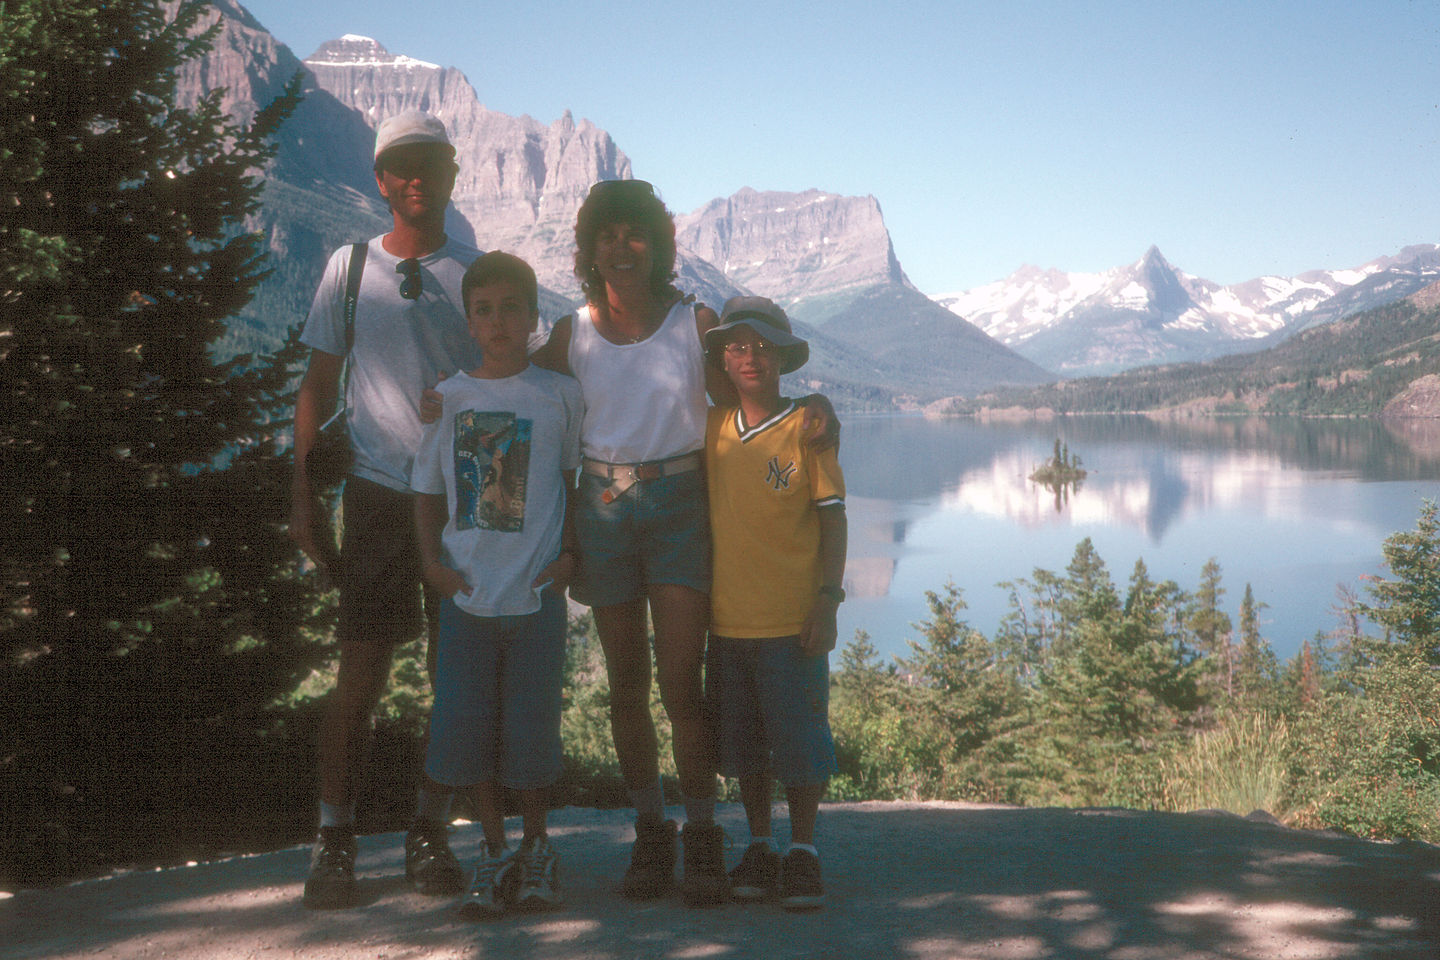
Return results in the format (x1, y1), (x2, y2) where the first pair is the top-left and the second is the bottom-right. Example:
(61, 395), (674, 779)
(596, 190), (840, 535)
(705, 316), (809, 374)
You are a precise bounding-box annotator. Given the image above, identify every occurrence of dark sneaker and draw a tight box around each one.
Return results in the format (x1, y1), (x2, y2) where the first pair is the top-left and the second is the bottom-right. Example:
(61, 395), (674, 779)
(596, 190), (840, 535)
(514, 836), (563, 910)
(729, 841), (782, 903)
(621, 817), (677, 900)
(303, 825), (357, 910)
(457, 849), (517, 921)
(404, 817), (464, 895)
(680, 820), (729, 907)
(780, 848), (825, 911)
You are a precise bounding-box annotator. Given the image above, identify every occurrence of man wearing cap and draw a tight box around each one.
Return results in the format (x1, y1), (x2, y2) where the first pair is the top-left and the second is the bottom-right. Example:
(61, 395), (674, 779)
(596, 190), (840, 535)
(290, 109), (480, 909)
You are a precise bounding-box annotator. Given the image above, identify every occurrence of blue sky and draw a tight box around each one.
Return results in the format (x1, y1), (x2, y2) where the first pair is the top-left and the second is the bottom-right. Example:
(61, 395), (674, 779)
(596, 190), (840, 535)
(236, 0), (1440, 293)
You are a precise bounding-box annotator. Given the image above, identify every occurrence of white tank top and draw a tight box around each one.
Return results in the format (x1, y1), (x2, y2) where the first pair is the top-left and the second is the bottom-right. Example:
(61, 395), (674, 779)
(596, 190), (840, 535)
(568, 299), (708, 462)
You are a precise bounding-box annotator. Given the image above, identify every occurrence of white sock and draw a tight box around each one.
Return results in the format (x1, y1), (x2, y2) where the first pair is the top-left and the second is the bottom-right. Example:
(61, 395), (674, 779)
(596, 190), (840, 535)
(789, 842), (818, 858)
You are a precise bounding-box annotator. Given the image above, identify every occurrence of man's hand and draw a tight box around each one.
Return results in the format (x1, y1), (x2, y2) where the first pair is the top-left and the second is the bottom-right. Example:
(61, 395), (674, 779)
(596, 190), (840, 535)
(287, 492), (324, 566)
(800, 393), (841, 452)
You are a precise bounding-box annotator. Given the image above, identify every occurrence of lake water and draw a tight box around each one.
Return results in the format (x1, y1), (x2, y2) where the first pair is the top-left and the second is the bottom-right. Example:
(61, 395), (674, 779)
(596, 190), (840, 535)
(834, 415), (1440, 666)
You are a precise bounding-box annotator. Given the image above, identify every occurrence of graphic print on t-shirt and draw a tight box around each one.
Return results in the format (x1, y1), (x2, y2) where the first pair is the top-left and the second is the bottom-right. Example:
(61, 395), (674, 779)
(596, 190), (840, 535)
(453, 411), (531, 533)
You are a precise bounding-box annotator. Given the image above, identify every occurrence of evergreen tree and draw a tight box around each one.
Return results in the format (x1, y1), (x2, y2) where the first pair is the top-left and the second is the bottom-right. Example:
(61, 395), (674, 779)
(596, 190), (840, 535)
(0, 0), (308, 880)
(902, 581), (1023, 756)
(1357, 500), (1440, 663)
(1235, 583), (1277, 706)
(1187, 557), (1234, 700)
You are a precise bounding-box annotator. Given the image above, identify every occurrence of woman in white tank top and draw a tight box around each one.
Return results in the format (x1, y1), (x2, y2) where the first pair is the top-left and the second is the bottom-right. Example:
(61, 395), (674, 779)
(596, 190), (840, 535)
(529, 179), (732, 904)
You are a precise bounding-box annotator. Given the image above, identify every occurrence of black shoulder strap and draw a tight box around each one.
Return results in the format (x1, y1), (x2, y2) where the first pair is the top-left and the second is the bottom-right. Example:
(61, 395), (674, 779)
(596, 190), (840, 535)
(334, 241), (367, 414)
(343, 241), (367, 354)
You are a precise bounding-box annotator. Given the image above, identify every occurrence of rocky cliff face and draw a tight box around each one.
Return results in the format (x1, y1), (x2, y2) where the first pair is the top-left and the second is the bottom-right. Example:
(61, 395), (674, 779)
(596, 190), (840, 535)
(675, 188), (908, 320)
(171, 2), (1050, 400)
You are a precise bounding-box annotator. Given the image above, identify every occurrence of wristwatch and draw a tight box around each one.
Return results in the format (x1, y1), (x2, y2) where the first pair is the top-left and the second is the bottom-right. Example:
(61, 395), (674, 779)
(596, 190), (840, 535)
(817, 584), (846, 603)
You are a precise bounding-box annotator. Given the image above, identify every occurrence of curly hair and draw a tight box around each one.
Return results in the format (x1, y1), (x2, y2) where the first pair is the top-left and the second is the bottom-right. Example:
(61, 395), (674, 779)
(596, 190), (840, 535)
(573, 179), (677, 303)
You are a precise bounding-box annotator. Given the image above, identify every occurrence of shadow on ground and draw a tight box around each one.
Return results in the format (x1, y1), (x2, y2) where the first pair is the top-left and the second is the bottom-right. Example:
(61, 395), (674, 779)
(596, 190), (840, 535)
(4, 801), (1439, 960)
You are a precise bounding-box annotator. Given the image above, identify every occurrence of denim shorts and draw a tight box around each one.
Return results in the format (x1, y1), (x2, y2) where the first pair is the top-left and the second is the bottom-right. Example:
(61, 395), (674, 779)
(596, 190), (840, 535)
(569, 468), (711, 608)
(424, 591), (566, 790)
(337, 476), (438, 650)
(707, 635), (837, 788)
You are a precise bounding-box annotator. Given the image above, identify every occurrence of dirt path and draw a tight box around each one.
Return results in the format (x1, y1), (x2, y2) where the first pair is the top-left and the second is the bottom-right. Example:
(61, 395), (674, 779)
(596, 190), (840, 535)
(5, 801), (1439, 959)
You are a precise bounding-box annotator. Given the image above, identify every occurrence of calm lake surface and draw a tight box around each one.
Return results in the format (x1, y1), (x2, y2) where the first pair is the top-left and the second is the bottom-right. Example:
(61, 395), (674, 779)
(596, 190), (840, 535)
(834, 415), (1440, 665)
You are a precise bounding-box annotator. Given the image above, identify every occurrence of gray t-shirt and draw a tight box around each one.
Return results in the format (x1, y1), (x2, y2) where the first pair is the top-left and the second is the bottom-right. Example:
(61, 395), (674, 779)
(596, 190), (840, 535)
(411, 366), (584, 616)
(300, 236), (483, 492)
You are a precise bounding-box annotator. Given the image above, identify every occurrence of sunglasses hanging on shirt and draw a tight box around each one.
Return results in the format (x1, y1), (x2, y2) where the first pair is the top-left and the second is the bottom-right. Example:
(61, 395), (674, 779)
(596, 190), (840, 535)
(396, 258), (422, 300)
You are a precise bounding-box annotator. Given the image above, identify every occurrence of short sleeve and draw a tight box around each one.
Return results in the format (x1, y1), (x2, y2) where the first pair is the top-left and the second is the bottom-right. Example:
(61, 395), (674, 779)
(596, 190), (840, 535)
(809, 445), (845, 508)
(299, 245), (353, 357)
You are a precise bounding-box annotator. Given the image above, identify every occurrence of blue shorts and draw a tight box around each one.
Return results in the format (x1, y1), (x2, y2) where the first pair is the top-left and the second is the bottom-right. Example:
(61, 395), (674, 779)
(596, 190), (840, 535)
(424, 591), (566, 790)
(569, 468), (711, 608)
(707, 636), (837, 789)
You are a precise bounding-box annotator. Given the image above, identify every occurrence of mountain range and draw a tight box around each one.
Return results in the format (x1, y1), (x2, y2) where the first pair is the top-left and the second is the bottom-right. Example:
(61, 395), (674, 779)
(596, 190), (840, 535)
(182, 1), (1436, 403)
(935, 244), (1440, 376)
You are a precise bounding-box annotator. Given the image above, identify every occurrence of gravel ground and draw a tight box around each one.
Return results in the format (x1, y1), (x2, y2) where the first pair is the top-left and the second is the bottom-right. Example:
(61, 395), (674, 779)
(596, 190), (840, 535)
(5, 800), (1440, 960)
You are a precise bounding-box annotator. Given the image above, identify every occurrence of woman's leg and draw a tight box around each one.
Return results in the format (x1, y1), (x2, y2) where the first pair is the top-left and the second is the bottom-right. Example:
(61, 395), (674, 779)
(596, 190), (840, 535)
(648, 582), (715, 802)
(593, 597), (660, 790)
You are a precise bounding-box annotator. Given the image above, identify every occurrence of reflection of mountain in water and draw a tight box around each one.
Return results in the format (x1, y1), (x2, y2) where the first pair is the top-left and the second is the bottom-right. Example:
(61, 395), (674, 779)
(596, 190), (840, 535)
(942, 444), (1350, 542)
(840, 496), (907, 599)
(839, 416), (1019, 501)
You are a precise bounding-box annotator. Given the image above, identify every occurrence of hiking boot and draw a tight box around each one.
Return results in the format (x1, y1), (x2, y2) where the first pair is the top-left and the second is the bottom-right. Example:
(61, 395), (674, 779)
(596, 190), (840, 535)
(457, 849), (517, 921)
(780, 848), (825, 911)
(729, 841), (782, 903)
(404, 817), (464, 895)
(303, 824), (357, 910)
(514, 835), (563, 910)
(680, 820), (729, 907)
(621, 817), (677, 900)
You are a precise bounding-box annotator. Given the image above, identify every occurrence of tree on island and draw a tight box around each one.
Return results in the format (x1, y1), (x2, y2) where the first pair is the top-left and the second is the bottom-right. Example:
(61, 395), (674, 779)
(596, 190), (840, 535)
(1029, 438), (1087, 511)
(0, 0), (309, 881)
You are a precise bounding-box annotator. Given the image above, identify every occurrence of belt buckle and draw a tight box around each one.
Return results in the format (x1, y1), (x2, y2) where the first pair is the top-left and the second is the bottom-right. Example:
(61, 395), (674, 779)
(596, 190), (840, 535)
(601, 466), (639, 504)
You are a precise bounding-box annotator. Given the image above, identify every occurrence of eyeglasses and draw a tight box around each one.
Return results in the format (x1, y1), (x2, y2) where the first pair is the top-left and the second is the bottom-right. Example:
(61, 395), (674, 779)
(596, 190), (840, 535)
(723, 340), (778, 359)
(396, 258), (422, 300)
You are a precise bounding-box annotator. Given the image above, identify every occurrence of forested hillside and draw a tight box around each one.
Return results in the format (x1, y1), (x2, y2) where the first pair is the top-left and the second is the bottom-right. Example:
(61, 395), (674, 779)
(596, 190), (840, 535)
(937, 288), (1440, 417)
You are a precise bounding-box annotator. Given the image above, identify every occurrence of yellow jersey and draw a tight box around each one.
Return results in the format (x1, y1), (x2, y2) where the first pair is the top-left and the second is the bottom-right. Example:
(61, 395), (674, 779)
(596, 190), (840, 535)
(705, 401), (845, 638)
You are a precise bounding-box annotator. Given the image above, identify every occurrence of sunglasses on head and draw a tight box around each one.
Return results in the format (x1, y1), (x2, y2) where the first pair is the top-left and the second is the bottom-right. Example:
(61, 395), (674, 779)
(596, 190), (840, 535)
(396, 258), (422, 300)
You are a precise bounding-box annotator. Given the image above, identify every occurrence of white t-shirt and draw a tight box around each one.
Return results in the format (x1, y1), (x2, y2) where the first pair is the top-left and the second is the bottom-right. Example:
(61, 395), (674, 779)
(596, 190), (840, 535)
(411, 366), (584, 616)
(301, 236), (482, 492)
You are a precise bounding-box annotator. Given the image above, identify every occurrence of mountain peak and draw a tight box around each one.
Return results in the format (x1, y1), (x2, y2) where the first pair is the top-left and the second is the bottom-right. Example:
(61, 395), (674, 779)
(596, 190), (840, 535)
(305, 35), (440, 70)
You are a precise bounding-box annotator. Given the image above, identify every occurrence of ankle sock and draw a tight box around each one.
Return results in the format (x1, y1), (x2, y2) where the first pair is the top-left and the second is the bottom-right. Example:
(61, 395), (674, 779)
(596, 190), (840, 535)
(789, 842), (818, 858)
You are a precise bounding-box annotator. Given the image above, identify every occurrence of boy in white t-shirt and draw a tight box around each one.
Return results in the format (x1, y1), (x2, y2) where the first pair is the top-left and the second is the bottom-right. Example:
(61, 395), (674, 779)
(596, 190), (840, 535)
(412, 252), (584, 917)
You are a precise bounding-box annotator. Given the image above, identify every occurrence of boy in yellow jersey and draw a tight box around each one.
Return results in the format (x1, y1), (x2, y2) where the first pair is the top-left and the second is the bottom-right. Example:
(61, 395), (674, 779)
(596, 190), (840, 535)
(703, 296), (846, 911)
